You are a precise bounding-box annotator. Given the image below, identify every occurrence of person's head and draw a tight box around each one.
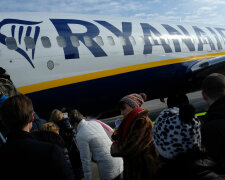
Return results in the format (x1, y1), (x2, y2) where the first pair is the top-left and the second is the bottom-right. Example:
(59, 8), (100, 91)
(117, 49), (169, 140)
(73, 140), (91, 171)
(49, 109), (64, 123)
(41, 122), (60, 134)
(119, 93), (147, 117)
(69, 109), (85, 130)
(153, 104), (201, 159)
(202, 73), (225, 105)
(1, 94), (34, 132)
(167, 94), (189, 108)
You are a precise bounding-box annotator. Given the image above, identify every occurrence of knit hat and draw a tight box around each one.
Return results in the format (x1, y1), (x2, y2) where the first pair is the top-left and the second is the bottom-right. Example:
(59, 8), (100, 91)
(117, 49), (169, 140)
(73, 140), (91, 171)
(153, 107), (201, 159)
(120, 93), (147, 108)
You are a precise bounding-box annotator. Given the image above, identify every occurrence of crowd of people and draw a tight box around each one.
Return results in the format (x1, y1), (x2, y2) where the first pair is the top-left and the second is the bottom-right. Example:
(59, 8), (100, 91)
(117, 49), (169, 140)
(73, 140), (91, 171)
(0, 72), (225, 180)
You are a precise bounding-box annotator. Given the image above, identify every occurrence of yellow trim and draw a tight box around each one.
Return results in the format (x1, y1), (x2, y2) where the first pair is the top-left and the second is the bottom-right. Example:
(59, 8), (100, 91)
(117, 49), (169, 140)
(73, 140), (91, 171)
(17, 52), (225, 94)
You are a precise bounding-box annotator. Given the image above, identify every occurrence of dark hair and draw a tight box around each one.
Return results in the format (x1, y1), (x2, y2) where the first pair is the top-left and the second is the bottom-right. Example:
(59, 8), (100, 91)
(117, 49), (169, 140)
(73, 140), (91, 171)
(179, 104), (196, 123)
(1, 94), (33, 132)
(167, 94), (189, 108)
(69, 109), (84, 127)
(202, 73), (225, 100)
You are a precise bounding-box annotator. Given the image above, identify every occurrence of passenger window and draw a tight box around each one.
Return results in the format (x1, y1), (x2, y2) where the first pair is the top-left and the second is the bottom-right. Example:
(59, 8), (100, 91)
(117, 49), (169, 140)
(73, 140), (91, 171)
(84, 36), (92, 47)
(24, 36), (35, 49)
(70, 36), (80, 47)
(41, 36), (51, 48)
(119, 36), (126, 46)
(56, 36), (67, 48)
(148, 36), (154, 45)
(139, 36), (145, 45)
(194, 36), (199, 44)
(208, 35), (214, 44)
(190, 37), (195, 44)
(199, 36), (204, 44)
(219, 36), (224, 45)
(152, 34), (160, 45)
(95, 36), (104, 46)
(164, 37), (169, 44)
(5, 37), (17, 50)
(129, 36), (136, 45)
(203, 36), (209, 44)
(107, 36), (115, 46)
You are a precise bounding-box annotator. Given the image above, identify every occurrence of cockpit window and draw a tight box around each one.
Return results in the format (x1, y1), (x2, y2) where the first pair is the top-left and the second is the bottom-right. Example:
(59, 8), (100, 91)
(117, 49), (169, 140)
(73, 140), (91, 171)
(24, 36), (35, 49)
(5, 37), (17, 50)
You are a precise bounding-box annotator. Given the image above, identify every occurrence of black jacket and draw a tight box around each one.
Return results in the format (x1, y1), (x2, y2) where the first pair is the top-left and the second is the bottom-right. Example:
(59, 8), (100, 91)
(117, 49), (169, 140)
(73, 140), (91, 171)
(30, 112), (47, 132)
(0, 131), (74, 180)
(56, 118), (74, 148)
(31, 130), (72, 165)
(154, 150), (225, 180)
(32, 130), (84, 180)
(201, 96), (225, 169)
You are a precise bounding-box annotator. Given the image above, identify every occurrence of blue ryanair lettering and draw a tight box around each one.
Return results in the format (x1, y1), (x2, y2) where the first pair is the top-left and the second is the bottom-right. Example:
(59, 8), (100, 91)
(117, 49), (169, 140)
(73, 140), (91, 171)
(162, 24), (183, 52)
(193, 26), (212, 51)
(193, 26), (215, 51)
(215, 27), (225, 44)
(177, 25), (195, 51)
(50, 19), (107, 59)
(207, 27), (222, 50)
(140, 23), (172, 54)
(95, 21), (134, 55)
(204, 29), (216, 51)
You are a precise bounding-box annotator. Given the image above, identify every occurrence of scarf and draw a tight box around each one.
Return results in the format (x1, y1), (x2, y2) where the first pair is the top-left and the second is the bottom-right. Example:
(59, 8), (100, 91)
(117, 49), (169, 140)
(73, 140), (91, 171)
(116, 107), (143, 142)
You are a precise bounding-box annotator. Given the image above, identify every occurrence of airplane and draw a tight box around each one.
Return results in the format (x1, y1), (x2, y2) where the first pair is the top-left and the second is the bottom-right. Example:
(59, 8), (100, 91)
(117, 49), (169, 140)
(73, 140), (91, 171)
(1, 12), (225, 119)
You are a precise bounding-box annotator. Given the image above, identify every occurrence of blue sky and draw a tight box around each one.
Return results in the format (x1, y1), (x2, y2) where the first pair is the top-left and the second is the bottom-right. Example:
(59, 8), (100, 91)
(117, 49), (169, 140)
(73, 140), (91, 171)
(1, 0), (225, 25)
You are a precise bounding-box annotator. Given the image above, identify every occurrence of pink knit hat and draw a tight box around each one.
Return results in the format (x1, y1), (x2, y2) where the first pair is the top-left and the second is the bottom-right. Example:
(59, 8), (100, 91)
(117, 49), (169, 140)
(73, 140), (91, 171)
(120, 93), (147, 108)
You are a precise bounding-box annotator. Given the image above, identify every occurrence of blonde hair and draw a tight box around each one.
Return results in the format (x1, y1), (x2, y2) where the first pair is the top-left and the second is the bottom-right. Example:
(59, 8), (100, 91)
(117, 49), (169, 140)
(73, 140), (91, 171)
(69, 109), (85, 126)
(49, 109), (64, 123)
(41, 122), (60, 134)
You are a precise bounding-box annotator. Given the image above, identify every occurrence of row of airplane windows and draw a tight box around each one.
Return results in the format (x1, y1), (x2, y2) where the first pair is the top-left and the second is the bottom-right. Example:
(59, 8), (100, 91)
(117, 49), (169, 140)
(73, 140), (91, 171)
(5, 34), (217, 50)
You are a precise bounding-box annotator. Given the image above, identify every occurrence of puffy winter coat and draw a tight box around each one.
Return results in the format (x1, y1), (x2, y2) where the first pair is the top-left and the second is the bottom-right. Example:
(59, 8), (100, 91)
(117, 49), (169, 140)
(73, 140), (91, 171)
(76, 119), (123, 180)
